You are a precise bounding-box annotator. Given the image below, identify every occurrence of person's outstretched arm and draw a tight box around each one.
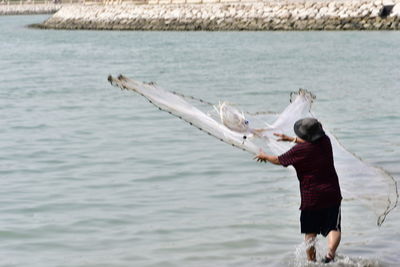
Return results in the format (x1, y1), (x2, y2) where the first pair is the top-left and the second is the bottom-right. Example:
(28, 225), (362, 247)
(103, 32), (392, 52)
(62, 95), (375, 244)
(254, 151), (281, 165)
(274, 133), (304, 143)
(253, 133), (305, 165)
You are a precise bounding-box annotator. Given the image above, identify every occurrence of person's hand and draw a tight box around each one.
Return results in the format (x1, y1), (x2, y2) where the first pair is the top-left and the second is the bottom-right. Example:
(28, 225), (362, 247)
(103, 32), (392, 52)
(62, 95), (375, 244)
(254, 151), (268, 163)
(274, 133), (293, 142)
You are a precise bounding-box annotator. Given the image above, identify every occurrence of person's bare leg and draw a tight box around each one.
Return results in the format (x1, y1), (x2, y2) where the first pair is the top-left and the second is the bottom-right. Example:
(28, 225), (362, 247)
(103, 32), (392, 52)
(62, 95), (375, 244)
(326, 230), (341, 259)
(305, 233), (317, 261)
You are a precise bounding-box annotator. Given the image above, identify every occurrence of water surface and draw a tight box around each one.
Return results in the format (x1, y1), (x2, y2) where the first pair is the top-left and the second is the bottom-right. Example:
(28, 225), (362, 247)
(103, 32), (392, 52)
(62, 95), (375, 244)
(1, 15), (400, 266)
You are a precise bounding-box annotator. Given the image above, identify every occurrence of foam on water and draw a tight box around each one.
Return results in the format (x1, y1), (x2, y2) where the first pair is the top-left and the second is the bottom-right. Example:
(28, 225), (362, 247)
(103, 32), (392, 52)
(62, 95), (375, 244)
(291, 239), (383, 267)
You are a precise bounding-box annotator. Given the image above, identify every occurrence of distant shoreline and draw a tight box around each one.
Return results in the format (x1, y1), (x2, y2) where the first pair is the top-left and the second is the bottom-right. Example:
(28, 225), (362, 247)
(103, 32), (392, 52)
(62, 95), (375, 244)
(0, 3), (60, 15)
(4, 1), (400, 30)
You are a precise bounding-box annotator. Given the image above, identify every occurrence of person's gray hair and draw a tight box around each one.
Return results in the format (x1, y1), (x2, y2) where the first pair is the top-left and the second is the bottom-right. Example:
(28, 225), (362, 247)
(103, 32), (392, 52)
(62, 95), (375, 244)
(294, 118), (326, 143)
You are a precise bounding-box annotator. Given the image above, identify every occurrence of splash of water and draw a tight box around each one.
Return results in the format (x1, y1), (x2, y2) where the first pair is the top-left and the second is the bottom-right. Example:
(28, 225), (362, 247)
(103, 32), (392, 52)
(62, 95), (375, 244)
(290, 239), (383, 267)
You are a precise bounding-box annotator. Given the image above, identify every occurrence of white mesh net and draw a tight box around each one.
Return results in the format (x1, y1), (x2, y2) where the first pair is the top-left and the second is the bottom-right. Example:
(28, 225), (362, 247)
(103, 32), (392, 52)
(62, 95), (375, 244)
(108, 74), (398, 226)
(214, 102), (250, 133)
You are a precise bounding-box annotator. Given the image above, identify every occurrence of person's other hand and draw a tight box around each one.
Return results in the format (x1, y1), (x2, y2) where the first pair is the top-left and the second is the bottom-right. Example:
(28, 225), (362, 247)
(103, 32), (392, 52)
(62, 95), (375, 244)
(254, 151), (268, 163)
(274, 133), (292, 142)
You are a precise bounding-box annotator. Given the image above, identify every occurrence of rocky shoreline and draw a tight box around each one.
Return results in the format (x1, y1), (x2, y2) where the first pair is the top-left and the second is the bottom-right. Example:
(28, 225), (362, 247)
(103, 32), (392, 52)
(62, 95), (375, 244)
(26, 1), (400, 30)
(0, 4), (61, 15)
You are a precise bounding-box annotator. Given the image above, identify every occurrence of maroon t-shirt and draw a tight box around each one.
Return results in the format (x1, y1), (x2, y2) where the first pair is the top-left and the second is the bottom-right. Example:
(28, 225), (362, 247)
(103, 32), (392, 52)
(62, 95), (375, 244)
(278, 135), (342, 211)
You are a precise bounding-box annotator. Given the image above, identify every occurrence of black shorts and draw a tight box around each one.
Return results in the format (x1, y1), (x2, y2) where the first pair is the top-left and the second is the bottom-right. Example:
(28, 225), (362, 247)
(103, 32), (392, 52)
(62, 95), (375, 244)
(300, 204), (341, 237)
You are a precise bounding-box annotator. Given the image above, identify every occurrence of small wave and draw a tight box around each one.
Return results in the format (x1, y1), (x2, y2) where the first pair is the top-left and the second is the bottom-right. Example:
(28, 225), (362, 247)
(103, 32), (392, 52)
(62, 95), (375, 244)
(289, 240), (384, 267)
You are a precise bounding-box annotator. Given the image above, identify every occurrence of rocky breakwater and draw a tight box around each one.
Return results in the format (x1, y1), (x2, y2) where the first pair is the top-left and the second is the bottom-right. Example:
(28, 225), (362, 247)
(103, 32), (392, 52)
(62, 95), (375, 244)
(0, 4), (61, 15)
(32, 0), (400, 30)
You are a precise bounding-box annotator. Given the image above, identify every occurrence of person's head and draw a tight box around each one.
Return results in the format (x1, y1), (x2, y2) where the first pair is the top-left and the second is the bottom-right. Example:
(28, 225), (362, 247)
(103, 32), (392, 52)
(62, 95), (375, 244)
(294, 118), (326, 143)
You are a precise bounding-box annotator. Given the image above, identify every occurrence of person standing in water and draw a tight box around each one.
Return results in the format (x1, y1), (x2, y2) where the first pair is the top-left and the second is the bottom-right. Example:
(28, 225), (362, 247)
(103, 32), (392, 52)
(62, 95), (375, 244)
(254, 118), (342, 263)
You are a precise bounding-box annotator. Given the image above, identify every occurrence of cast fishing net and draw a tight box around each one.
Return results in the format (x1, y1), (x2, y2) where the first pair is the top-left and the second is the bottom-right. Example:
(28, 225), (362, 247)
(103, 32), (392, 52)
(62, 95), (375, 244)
(108, 74), (398, 226)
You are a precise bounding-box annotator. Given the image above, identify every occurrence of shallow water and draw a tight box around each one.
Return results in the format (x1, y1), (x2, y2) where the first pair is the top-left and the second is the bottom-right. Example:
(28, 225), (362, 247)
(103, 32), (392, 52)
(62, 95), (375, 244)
(1, 15), (400, 267)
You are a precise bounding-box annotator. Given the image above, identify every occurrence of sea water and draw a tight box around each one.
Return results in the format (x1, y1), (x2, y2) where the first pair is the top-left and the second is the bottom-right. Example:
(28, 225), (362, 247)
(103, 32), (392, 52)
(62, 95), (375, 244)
(0, 15), (399, 267)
